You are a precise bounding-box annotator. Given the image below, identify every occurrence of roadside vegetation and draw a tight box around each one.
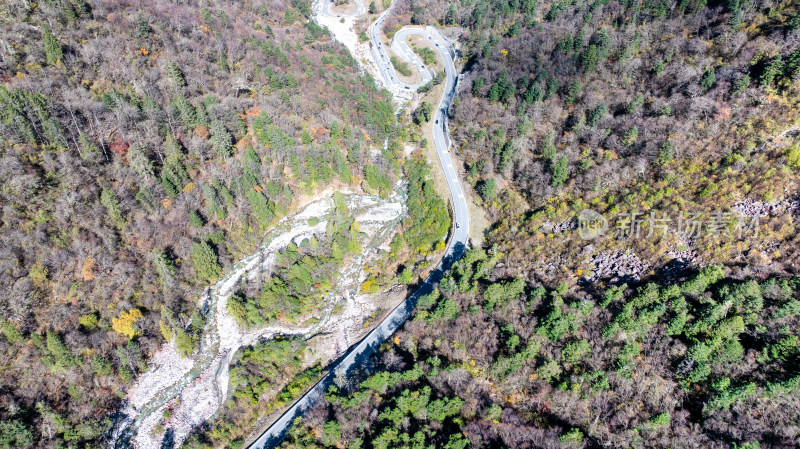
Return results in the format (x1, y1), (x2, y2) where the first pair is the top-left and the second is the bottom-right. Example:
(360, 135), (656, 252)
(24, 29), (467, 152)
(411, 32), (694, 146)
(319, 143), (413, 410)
(412, 45), (437, 65)
(391, 55), (414, 77)
(180, 337), (319, 449)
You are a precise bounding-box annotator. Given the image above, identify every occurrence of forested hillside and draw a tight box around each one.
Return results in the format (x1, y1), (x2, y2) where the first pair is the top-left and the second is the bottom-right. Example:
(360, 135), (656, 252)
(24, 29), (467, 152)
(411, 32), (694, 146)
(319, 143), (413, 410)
(276, 0), (800, 448)
(439, 0), (800, 280)
(378, 0), (800, 283)
(0, 0), (446, 447)
(282, 249), (800, 448)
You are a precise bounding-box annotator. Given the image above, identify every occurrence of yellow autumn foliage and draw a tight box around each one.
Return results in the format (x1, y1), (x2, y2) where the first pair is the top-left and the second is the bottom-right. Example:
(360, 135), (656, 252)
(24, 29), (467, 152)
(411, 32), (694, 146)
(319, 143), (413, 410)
(360, 278), (380, 294)
(81, 257), (97, 281)
(112, 308), (143, 339)
(159, 320), (174, 342)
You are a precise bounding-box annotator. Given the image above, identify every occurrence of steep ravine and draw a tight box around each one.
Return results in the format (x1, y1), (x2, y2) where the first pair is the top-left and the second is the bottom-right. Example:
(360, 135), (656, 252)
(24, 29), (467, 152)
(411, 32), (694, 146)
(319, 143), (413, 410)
(245, 0), (470, 447)
(111, 190), (407, 449)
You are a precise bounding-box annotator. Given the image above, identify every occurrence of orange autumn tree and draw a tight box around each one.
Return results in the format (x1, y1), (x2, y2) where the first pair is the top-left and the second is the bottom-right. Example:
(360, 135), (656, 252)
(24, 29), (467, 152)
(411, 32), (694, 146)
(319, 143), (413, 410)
(81, 257), (97, 281)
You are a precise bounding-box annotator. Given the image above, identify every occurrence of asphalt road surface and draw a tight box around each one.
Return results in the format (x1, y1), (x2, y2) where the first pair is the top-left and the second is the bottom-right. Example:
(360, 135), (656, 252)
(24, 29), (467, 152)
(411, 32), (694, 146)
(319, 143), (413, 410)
(247, 3), (468, 448)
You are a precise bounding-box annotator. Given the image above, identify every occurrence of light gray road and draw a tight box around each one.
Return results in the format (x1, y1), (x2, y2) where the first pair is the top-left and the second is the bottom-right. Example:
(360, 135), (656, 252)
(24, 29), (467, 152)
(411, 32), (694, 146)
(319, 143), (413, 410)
(248, 4), (468, 448)
(367, 3), (436, 94)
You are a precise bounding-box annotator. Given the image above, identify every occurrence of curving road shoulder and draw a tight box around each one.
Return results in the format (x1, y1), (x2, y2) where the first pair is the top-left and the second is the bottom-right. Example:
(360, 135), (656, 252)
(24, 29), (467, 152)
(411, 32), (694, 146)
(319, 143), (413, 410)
(247, 2), (469, 448)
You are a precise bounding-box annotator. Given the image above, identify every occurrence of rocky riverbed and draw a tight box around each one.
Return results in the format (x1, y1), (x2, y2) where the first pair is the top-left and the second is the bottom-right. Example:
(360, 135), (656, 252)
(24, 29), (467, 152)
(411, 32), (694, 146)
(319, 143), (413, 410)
(111, 189), (406, 449)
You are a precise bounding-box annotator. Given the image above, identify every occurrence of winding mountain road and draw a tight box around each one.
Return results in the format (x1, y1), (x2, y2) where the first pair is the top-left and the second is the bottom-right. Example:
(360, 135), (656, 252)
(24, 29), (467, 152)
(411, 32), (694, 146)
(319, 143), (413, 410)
(247, 2), (468, 447)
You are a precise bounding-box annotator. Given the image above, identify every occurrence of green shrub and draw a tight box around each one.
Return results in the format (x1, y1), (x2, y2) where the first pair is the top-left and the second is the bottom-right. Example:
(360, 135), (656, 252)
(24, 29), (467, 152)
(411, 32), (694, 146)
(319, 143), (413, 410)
(701, 68), (717, 89)
(625, 94), (644, 114)
(0, 419), (34, 449)
(551, 155), (569, 187)
(646, 412), (671, 429)
(732, 74), (750, 95)
(587, 104), (607, 127)
(559, 428), (584, 444)
(42, 26), (63, 65)
(621, 126), (638, 147)
(78, 313), (99, 330)
(0, 321), (21, 344)
(390, 56), (413, 77)
(536, 358), (563, 383)
(479, 178), (497, 201)
(191, 241), (222, 282)
(562, 339), (591, 364)
(615, 341), (641, 377)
